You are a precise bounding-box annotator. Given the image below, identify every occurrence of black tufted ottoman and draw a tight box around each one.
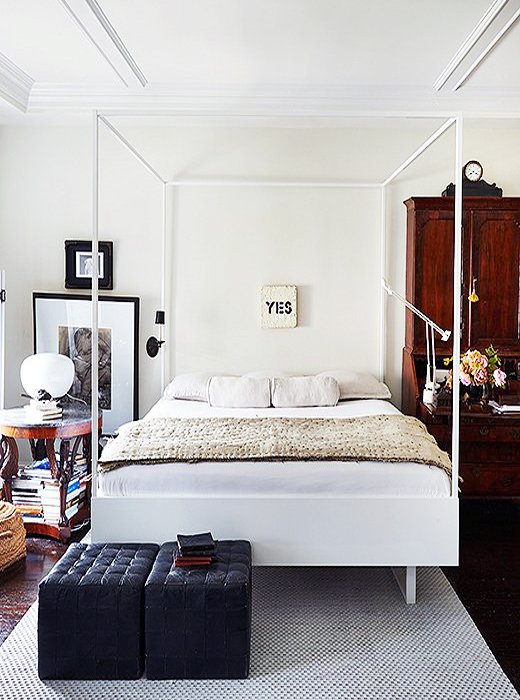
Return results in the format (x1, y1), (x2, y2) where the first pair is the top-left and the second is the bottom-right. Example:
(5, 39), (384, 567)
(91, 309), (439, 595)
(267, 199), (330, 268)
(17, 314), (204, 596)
(145, 540), (252, 679)
(38, 542), (159, 680)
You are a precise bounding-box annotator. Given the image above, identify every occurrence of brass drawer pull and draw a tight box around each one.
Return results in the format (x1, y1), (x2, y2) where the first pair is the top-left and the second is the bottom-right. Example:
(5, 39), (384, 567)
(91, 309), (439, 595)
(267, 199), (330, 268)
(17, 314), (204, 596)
(479, 427), (489, 436)
(510, 428), (520, 440)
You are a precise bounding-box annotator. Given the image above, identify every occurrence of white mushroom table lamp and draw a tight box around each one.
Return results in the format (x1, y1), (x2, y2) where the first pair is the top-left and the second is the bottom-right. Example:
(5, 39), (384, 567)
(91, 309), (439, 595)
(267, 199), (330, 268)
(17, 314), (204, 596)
(20, 353), (75, 403)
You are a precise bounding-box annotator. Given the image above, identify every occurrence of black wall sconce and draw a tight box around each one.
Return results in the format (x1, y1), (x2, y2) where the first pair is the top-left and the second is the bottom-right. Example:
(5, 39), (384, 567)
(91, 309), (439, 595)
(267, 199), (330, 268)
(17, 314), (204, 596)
(146, 310), (165, 358)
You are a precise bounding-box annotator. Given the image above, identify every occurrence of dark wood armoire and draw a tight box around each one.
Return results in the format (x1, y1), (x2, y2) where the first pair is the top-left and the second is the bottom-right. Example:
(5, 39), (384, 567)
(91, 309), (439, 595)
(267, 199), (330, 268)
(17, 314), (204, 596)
(402, 197), (520, 497)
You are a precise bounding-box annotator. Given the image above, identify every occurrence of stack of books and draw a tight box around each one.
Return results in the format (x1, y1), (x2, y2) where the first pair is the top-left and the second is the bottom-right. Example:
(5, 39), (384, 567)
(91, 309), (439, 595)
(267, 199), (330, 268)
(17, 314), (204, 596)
(24, 399), (62, 422)
(11, 474), (44, 522)
(174, 532), (216, 567)
(12, 456), (89, 525)
(39, 472), (90, 524)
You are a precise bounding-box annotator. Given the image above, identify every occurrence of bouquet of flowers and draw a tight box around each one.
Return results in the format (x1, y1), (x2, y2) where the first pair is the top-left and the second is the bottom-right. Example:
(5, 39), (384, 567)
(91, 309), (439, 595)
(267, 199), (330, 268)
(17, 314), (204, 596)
(444, 345), (507, 391)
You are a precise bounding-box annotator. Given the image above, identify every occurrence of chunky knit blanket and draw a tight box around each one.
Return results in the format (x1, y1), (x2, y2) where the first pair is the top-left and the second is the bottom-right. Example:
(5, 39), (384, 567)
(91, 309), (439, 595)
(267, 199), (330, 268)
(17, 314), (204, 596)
(98, 415), (452, 479)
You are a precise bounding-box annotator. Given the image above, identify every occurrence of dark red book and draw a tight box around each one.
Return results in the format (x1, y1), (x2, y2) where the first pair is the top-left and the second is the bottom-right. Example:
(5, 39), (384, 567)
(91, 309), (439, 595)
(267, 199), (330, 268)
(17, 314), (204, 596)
(174, 555), (213, 567)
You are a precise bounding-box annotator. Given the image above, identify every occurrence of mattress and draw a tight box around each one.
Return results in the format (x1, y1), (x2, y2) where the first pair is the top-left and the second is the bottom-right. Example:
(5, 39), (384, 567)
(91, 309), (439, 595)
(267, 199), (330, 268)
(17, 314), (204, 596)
(98, 398), (451, 498)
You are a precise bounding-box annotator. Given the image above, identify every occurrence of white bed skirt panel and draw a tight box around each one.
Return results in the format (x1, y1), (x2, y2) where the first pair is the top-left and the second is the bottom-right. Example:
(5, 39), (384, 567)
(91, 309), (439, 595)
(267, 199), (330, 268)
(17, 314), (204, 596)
(92, 495), (458, 567)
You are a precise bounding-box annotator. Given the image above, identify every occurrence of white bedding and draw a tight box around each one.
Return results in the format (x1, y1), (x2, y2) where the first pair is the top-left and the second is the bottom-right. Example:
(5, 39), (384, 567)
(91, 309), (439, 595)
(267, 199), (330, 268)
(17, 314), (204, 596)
(98, 398), (451, 498)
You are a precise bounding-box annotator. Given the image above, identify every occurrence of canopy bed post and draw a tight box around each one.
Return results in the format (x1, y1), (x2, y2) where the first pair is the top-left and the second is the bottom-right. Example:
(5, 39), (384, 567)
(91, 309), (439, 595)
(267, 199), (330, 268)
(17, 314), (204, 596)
(93, 116), (168, 466)
(160, 182), (167, 394)
(451, 114), (464, 496)
(391, 566), (416, 605)
(378, 115), (461, 602)
(91, 111), (100, 496)
(379, 186), (387, 382)
(0, 269), (5, 410)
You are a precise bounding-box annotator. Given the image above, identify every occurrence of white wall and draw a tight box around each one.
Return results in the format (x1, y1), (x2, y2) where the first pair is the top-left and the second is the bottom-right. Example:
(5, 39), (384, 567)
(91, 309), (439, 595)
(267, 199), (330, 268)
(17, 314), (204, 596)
(0, 126), (163, 420)
(171, 185), (380, 376)
(1, 119), (520, 429)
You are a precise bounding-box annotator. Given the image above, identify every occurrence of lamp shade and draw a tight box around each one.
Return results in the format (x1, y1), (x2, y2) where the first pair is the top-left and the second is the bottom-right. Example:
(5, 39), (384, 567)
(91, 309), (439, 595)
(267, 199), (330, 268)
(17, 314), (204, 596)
(20, 353), (75, 400)
(155, 310), (165, 325)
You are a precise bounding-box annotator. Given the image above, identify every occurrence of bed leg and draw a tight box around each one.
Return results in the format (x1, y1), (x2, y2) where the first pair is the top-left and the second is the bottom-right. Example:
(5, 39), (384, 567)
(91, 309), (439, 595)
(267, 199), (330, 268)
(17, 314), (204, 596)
(391, 566), (416, 604)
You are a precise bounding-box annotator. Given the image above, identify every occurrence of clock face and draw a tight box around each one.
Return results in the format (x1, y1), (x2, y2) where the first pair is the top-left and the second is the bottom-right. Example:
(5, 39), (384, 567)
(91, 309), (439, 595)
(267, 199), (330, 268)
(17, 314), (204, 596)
(464, 160), (483, 182)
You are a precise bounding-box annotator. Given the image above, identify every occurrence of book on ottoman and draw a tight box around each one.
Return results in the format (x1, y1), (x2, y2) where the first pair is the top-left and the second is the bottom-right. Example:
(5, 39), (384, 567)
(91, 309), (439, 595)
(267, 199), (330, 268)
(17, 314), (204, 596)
(177, 531), (216, 557)
(145, 539), (252, 680)
(38, 542), (159, 680)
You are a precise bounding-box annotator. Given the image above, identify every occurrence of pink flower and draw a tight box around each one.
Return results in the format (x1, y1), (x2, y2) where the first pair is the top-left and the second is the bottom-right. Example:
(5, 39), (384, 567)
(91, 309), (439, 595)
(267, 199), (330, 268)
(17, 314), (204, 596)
(493, 369), (507, 388)
(475, 354), (488, 368)
(460, 371), (472, 386)
(474, 368), (488, 385)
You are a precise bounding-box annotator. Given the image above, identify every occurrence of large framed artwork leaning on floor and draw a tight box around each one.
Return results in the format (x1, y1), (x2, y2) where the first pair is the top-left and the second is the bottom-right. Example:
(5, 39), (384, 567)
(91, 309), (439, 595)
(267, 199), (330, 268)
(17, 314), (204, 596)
(33, 293), (139, 435)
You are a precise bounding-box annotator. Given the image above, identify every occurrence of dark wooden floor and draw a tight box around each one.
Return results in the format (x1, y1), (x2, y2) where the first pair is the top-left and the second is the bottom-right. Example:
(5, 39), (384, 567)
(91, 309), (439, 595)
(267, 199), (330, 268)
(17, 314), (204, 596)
(0, 502), (518, 692)
(442, 499), (520, 693)
(0, 531), (78, 646)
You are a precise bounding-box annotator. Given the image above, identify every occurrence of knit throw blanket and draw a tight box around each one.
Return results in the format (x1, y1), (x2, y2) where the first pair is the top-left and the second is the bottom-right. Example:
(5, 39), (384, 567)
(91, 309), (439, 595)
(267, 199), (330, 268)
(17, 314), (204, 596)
(98, 415), (452, 479)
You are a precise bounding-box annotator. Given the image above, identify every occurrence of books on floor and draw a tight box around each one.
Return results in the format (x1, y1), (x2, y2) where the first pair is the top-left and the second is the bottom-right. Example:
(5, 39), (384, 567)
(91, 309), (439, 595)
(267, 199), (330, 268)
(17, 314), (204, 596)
(12, 455), (89, 525)
(174, 531), (216, 567)
(39, 474), (89, 524)
(12, 472), (44, 521)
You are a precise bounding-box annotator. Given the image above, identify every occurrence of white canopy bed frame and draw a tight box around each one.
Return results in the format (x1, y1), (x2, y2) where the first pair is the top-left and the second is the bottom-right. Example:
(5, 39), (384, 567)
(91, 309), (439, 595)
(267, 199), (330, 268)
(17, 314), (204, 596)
(90, 111), (464, 604)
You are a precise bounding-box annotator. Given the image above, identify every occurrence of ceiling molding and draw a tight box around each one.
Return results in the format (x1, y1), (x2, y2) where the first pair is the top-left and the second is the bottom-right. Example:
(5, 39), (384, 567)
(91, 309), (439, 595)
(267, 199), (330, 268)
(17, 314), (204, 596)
(452, 7), (520, 90)
(434, 0), (509, 90)
(0, 52), (34, 112)
(434, 0), (520, 92)
(26, 82), (520, 118)
(57, 0), (147, 88)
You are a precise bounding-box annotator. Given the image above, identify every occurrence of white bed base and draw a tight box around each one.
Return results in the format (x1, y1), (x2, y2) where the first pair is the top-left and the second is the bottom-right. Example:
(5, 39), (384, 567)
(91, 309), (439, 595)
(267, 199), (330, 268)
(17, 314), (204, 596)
(92, 495), (458, 604)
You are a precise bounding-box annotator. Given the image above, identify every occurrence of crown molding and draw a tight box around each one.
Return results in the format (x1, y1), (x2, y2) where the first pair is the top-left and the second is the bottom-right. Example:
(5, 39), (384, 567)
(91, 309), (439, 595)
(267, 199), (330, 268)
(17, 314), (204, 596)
(26, 82), (520, 118)
(0, 52), (34, 111)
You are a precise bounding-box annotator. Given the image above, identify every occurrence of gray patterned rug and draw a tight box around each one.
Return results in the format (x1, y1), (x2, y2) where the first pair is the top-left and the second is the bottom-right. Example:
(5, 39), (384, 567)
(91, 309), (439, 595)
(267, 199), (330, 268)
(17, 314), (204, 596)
(0, 566), (517, 700)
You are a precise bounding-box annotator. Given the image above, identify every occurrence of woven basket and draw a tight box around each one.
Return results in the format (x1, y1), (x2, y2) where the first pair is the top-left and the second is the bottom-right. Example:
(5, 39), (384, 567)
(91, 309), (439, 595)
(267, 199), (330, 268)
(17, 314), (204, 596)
(0, 501), (26, 573)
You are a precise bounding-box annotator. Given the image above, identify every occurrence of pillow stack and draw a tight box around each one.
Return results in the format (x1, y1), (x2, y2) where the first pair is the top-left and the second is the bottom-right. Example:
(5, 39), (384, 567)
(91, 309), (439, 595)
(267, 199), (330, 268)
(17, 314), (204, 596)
(163, 370), (391, 408)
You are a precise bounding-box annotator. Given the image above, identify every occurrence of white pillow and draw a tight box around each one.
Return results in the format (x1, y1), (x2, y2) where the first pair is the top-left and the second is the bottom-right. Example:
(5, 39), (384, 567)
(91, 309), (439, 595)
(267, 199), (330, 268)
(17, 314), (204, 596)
(208, 376), (271, 408)
(271, 376), (340, 408)
(318, 370), (391, 400)
(164, 372), (212, 402)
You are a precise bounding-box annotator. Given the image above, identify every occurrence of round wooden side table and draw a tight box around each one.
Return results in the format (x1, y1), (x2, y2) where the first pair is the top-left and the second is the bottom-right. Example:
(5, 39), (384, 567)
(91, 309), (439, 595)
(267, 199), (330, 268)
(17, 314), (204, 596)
(0, 405), (102, 542)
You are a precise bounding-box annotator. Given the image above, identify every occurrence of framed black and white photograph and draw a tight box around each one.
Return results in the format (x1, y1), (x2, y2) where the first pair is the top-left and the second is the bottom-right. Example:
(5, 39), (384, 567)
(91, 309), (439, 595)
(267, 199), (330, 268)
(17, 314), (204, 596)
(64, 240), (113, 290)
(33, 292), (139, 434)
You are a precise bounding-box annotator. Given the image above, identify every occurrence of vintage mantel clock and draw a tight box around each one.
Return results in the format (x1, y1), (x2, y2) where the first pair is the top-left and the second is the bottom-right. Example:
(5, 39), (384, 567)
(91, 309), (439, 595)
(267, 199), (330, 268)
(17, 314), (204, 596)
(442, 161), (503, 197)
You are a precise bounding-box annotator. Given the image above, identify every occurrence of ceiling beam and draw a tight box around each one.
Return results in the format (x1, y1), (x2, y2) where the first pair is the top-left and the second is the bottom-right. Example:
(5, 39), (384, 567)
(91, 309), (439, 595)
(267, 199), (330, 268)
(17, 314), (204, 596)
(0, 52), (34, 112)
(57, 0), (147, 88)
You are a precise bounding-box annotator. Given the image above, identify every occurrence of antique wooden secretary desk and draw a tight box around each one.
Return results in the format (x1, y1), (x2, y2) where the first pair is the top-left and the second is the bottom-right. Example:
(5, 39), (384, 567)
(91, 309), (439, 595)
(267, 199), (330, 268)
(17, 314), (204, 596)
(402, 194), (520, 497)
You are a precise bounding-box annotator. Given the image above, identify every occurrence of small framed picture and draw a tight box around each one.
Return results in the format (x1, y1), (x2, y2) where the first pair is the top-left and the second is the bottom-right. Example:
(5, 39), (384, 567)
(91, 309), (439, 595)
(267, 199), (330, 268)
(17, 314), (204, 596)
(65, 240), (113, 290)
(261, 285), (298, 328)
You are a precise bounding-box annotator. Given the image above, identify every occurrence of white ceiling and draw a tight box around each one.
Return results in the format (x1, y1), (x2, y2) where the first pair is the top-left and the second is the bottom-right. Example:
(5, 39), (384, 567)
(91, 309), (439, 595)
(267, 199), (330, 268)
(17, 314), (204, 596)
(1, 0), (520, 123)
